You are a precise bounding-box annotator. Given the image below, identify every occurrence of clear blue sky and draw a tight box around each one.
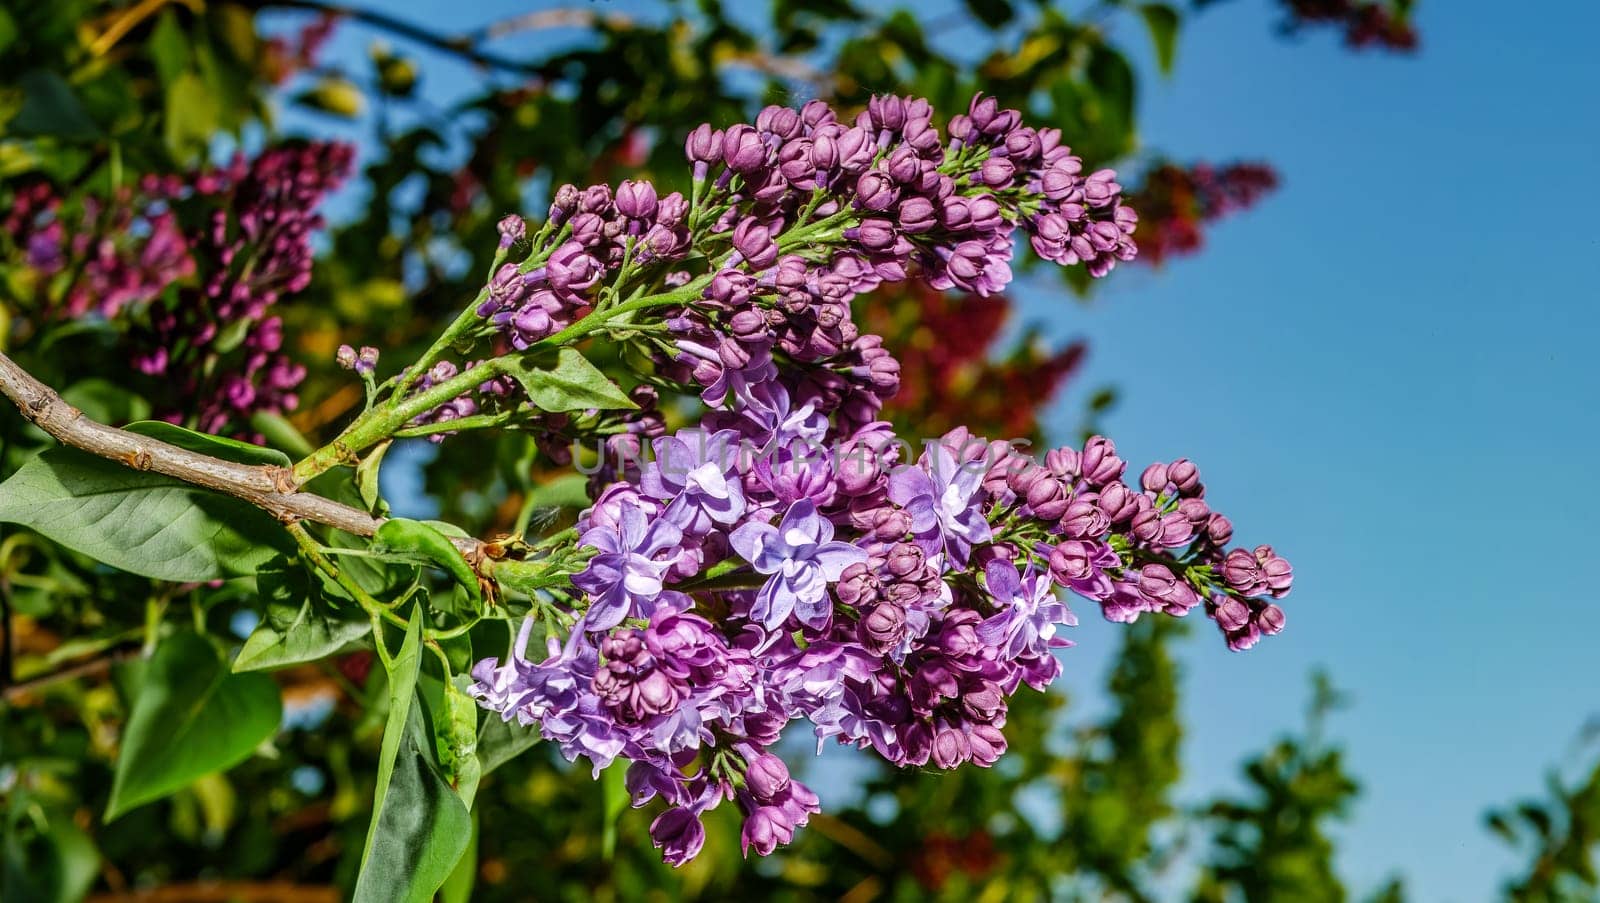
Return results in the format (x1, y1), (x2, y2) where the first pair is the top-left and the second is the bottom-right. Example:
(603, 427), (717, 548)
(271, 1), (1600, 898)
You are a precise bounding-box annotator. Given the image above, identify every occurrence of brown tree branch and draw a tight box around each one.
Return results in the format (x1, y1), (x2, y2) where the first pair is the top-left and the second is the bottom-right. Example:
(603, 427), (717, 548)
(0, 351), (483, 560)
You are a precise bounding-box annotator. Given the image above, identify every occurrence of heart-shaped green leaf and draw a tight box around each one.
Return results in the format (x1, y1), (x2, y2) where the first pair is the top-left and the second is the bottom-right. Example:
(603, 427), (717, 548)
(106, 632), (282, 821)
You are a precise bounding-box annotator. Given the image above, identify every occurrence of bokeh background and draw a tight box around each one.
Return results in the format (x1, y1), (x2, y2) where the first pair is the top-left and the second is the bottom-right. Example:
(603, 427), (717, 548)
(3, 0), (1598, 900)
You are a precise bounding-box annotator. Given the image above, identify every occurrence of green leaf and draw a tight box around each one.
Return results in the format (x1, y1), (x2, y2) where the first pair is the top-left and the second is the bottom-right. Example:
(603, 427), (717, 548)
(148, 9), (190, 88)
(1139, 3), (1181, 75)
(506, 348), (636, 413)
(964, 0), (1016, 29)
(249, 412), (317, 459)
(601, 760), (628, 859)
(11, 71), (101, 141)
(296, 76), (366, 118)
(106, 632), (282, 821)
(164, 71), (221, 161)
(2, 808), (99, 903)
(357, 441), (391, 514)
(0, 447), (292, 583)
(234, 557), (371, 671)
(438, 810), (478, 903)
(0, 9), (17, 56)
(124, 421), (291, 467)
(353, 611), (472, 903)
(525, 473), (591, 509)
(477, 709), (540, 776)
(59, 378), (152, 426)
(373, 518), (481, 607)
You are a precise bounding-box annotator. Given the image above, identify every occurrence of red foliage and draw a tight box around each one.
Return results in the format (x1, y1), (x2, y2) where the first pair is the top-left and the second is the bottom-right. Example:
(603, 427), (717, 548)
(1281, 0), (1418, 51)
(1130, 161), (1280, 266)
(864, 283), (1086, 441)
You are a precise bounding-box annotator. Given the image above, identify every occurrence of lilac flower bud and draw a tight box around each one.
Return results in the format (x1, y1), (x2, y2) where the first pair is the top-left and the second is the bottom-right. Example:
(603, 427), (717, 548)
(336, 344), (357, 370)
(685, 124), (722, 163)
(722, 125), (768, 174)
(1206, 514), (1234, 545)
(847, 219), (897, 252)
(1025, 476), (1069, 521)
(1213, 596), (1252, 632)
(496, 214), (526, 248)
(651, 807), (706, 867)
(854, 171), (899, 212)
(567, 212), (605, 247)
(883, 146), (922, 184)
(656, 192), (688, 228)
(1178, 498), (1211, 524)
(1258, 603), (1287, 634)
(1221, 549), (1263, 594)
(836, 127), (876, 173)
(741, 807), (793, 857)
(968, 724), (1006, 765)
(1140, 462), (1170, 493)
(356, 346), (379, 375)
(777, 139), (816, 188)
(932, 727), (970, 769)
(549, 183), (581, 223)
(859, 602), (908, 655)
(756, 104), (803, 139)
(579, 184), (612, 213)
(800, 99), (835, 127)
(1006, 462), (1049, 497)
(1255, 545), (1294, 596)
(732, 219), (778, 270)
(885, 542), (925, 577)
(1080, 436), (1126, 486)
(1097, 481), (1139, 524)
(1168, 458), (1201, 494)
(1059, 498), (1109, 539)
(896, 197), (937, 233)
(1045, 447), (1080, 481)
(745, 752), (791, 801)
(979, 156), (1016, 187)
(1137, 563), (1199, 615)
(615, 179), (658, 221)
(868, 94), (907, 131)
(809, 132), (839, 173)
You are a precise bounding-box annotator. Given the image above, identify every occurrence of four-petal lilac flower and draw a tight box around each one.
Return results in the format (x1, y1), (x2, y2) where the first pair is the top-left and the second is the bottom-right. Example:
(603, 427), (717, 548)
(641, 428), (748, 534)
(976, 559), (1076, 660)
(730, 500), (868, 631)
(573, 500), (686, 631)
(888, 444), (993, 565)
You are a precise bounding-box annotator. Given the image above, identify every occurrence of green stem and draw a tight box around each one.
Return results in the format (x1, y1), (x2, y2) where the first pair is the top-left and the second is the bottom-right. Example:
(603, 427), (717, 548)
(286, 522), (409, 632)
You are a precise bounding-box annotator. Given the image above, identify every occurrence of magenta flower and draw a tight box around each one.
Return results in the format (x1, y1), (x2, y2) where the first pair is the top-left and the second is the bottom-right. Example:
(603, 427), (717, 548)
(730, 500), (867, 630)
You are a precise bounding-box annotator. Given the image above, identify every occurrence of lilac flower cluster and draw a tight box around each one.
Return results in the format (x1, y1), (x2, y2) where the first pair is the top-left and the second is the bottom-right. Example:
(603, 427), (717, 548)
(135, 143), (354, 433)
(469, 97), (1285, 866)
(2, 143), (352, 435)
(407, 92), (1134, 433)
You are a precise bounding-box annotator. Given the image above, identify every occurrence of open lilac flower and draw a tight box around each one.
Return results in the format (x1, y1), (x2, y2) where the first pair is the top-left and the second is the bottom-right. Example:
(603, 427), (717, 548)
(573, 500), (686, 631)
(888, 443), (993, 565)
(641, 428), (747, 534)
(977, 559), (1076, 661)
(730, 500), (867, 631)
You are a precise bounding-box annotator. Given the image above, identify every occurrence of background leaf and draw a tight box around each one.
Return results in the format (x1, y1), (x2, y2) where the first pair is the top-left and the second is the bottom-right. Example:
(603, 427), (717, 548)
(106, 632), (282, 821)
(233, 556), (372, 671)
(0, 447), (292, 582)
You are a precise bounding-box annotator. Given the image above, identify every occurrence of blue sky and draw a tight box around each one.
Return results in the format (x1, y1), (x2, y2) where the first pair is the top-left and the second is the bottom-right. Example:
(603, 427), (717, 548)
(272, 1), (1600, 897)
